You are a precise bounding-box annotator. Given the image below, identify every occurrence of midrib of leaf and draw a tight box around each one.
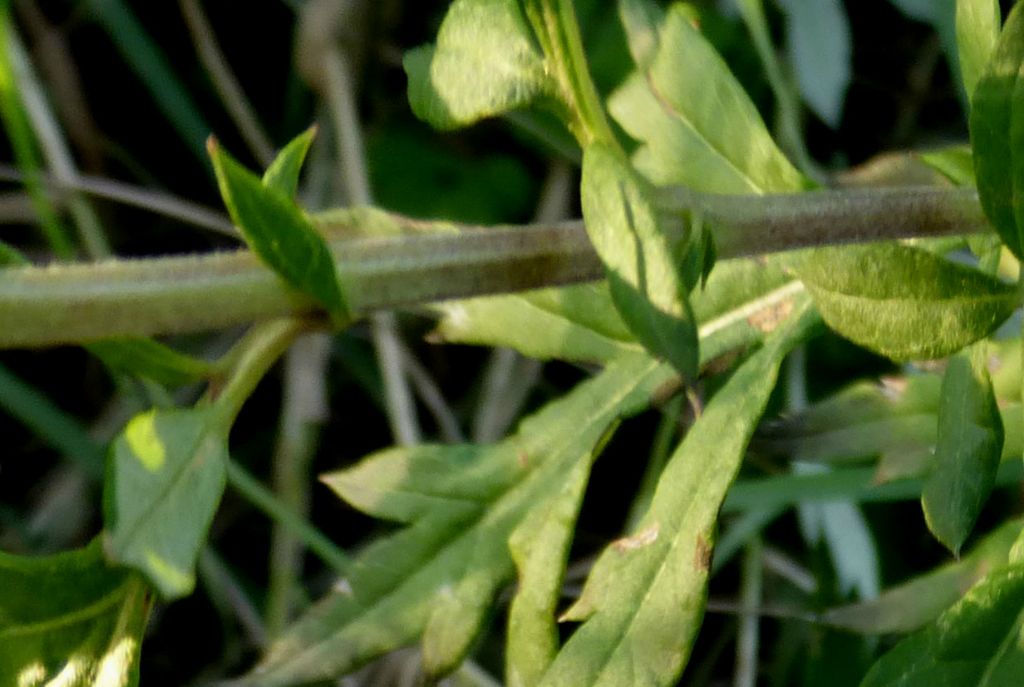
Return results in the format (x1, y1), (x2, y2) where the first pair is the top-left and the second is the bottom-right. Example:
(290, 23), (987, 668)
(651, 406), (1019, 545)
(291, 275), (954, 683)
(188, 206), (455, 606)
(0, 582), (129, 639)
(642, 72), (763, 195)
(112, 419), (221, 551)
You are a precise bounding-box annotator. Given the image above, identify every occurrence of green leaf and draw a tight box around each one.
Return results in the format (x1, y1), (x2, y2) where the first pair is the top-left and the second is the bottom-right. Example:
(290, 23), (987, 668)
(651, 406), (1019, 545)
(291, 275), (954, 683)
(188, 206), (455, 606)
(778, 0), (852, 128)
(104, 407), (229, 599)
(969, 1), (1024, 259)
(919, 145), (976, 185)
(0, 540), (151, 687)
(506, 427), (607, 687)
(618, 0), (665, 70)
(862, 563), (1024, 686)
(608, 4), (806, 194)
(956, 0), (1001, 101)
(797, 243), (1018, 361)
(538, 303), (817, 687)
(87, 338), (216, 387)
(404, 0), (554, 130)
(0, 239), (28, 266)
(923, 348), (1004, 555)
(262, 126), (317, 199)
(208, 139), (349, 323)
(231, 354), (677, 686)
(581, 143), (700, 380)
(825, 519), (1023, 635)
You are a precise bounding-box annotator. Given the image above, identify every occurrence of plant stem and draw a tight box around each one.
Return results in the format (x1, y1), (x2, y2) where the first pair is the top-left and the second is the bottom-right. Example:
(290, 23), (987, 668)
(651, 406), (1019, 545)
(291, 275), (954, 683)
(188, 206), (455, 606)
(0, 186), (991, 349)
(734, 538), (764, 687)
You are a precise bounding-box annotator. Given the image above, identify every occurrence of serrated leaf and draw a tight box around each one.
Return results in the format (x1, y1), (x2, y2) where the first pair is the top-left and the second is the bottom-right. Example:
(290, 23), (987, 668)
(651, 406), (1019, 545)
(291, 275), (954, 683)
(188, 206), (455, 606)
(404, 0), (554, 131)
(230, 354), (676, 686)
(87, 338), (216, 387)
(969, 1), (1024, 259)
(506, 429), (605, 687)
(262, 126), (317, 198)
(956, 0), (1001, 101)
(104, 408), (228, 599)
(0, 540), (151, 687)
(778, 0), (852, 128)
(862, 563), (1024, 686)
(537, 303), (817, 687)
(825, 518), (1022, 635)
(208, 139), (349, 323)
(797, 243), (1018, 361)
(581, 143), (699, 380)
(923, 348), (1004, 555)
(608, 4), (805, 194)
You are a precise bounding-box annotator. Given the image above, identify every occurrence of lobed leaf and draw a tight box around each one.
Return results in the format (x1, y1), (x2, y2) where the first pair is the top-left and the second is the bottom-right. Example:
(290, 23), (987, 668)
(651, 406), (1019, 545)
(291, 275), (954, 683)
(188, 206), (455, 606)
(609, 3), (806, 194)
(404, 0), (554, 131)
(208, 139), (349, 323)
(104, 408), (229, 599)
(581, 143), (700, 380)
(0, 540), (151, 687)
(969, 1), (1024, 259)
(956, 0), (1001, 102)
(797, 243), (1019, 361)
(923, 348), (1004, 555)
(862, 563), (1024, 686)
(230, 354), (677, 686)
(537, 303), (818, 687)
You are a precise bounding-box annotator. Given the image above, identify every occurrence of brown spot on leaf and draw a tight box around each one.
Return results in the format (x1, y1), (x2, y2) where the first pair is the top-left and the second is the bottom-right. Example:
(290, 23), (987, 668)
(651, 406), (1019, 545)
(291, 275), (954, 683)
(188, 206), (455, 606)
(517, 451), (529, 469)
(747, 299), (793, 334)
(694, 535), (712, 571)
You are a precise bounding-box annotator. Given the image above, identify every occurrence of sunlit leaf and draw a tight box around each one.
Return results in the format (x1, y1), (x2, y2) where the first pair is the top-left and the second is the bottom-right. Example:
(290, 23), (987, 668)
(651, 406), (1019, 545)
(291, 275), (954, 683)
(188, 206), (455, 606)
(208, 139), (349, 324)
(537, 304), (817, 687)
(956, 0), (1001, 101)
(970, 1), (1024, 259)
(404, 0), (554, 130)
(0, 540), (151, 687)
(104, 408), (228, 599)
(608, 4), (806, 194)
(919, 145), (976, 185)
(581, 142), (700, 380)
(923, 348), (1004, 554)
(262, 126), (317, 199)
(230, 354), (676, 686)
(797, 243), (1018, 361)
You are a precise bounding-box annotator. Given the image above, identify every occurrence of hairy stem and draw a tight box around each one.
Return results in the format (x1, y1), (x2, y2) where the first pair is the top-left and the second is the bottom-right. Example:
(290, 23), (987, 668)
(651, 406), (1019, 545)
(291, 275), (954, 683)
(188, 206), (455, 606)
(0, 186), (991, 349)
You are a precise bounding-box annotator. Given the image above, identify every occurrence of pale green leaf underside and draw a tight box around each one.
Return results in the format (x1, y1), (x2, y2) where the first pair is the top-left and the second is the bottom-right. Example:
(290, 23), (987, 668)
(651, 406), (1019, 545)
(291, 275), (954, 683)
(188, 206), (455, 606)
(537, 303), (818, 687)
(404, 0), (552, 130)
(862, 563), (1024, 686)
(104, 408), (228, 599)
(798, 244), (1018, 361)
(956, 0), (1001, 102)
(232, 355), (676, 686)
(608, 4), (805, 194)
(0, 541), (149, 687)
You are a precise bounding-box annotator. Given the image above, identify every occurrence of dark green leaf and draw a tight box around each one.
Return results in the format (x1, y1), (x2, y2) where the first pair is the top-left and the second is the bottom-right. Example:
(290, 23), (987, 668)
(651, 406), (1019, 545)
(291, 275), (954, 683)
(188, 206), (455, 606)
(825, 519), (1022, 635)
(230, 354), (676, 686)
(538, 304), (817, 687)
(0, 540), (151, 687)
(797, 243), (1018, 361)
(581, 142), (699, 380)
(608, 4), (806, 193)
(956, 0), (1001, 101)
(969, 1), (1024, 258)
(262, 126), (317, 199)
(404, 0), (554, 130)
(87, 338), (216, 387)
(104, 408), (228, 599)
(862, 563), (1024, 686)
(0, 239), (27, 266)
(208, 139), (349, 323)
(923, 348), (1004, 554)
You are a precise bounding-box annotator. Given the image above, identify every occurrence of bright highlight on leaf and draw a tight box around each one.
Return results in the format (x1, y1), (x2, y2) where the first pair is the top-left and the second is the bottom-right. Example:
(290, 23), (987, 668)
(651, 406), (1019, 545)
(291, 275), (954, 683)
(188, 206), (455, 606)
(104, 408), (229, 599)
(797, 243), (1019, 361)
(208, 136), (349, 325)
(956, 0), (1001, 102)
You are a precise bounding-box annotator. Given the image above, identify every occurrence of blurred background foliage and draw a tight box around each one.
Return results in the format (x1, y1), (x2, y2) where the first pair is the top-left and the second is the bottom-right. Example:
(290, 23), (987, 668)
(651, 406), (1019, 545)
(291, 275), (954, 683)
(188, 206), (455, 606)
(0, 1), (1016, 685)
